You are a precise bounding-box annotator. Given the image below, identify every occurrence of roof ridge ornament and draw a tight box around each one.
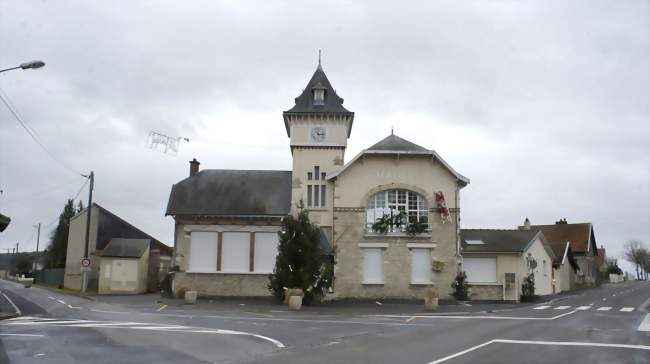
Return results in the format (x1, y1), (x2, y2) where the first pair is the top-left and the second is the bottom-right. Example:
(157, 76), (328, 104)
(318, 49), (322, 70)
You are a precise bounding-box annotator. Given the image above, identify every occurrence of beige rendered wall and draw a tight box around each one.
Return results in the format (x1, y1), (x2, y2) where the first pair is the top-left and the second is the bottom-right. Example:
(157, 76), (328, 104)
(98, 251), (148, 295)
(64, 206), (99, 290)
(554, 262), (573, 293)
(333, 155), (460, 209)
(525, 237), (554, 296)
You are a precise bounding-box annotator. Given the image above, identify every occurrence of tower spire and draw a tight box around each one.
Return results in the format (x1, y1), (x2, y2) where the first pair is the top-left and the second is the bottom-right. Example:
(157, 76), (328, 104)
(318, 49), (322, 69)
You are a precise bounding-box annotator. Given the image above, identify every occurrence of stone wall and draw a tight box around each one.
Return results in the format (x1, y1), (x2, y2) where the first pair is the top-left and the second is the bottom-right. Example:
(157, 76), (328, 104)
(468, 284), (503, 301)
(173, 272), (271, 297)
(331, 209), (458, 300)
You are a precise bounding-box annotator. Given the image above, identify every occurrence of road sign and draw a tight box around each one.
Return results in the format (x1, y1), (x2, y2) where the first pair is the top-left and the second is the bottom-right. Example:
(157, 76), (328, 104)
(80, 258), (91, 272)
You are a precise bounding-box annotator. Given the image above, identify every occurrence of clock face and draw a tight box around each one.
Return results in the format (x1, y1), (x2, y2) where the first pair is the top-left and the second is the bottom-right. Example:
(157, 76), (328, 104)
(310, 127), (326, 143)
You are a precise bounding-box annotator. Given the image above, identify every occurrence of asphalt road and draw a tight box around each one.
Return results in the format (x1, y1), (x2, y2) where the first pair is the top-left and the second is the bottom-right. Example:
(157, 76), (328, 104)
(0, 279), (648, 363)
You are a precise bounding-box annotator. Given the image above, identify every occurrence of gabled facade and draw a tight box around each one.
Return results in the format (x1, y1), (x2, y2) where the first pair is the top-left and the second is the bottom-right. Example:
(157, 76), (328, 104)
(64, 203), (171, 292)
(166, 60), (469, 300)
(460, 229), (556, 301)
(525, 221), (599, 288)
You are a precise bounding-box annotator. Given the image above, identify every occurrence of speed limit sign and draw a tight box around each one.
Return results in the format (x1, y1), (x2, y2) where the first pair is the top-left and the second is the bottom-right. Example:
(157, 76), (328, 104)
(80, 258), (91, 272)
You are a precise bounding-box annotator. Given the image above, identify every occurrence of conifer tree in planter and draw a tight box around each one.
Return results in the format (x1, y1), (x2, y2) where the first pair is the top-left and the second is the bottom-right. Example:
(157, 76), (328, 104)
(268, 209), (333, 305)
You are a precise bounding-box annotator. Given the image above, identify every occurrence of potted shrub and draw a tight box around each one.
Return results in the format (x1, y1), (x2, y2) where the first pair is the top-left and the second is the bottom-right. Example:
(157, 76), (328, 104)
(287, 288), (304, 311)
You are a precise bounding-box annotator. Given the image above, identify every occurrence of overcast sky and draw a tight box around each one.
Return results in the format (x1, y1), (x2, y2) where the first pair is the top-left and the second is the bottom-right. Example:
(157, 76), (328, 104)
(0, 1), (648, 272)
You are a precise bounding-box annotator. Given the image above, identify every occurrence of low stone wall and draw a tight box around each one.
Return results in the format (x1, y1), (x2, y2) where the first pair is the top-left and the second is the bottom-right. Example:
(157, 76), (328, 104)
(468, 284), (503, 301)
(173, 272), (271, 297)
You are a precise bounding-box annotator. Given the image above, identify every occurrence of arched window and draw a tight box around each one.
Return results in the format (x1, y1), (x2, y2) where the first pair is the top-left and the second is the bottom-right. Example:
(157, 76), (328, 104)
(366, 189), (429, 233)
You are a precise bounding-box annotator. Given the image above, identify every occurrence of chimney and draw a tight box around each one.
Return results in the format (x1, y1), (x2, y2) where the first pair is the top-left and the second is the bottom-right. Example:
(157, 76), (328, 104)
(189, 158), (200, 176)
(523, 217), (531, 230)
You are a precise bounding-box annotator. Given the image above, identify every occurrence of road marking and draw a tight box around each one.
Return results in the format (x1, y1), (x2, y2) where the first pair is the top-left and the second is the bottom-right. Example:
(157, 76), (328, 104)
(554, 306), (571, 310)
(380, 310), (577, 321)
(157, 304), (168, 312)
(1, 291), (22, 316)
(597, 307), (612, 311)
(576, 306), (591, 310)
(47, 297), (55, 300)
(90, 309), (130, 314)
(620, 307), (634, 312)
(533, 306), (550, 310)
(0, 333), (44, 337)
(67, 304), (81, 309)
(56, 300), (66, 305)
(1, 317), (285, 348)
(639, 314), (650, 332)
(428, 339), (650, 363)
(429, 339), (497, 364)
(602, 298), (607, 301)
(406, 316), (416, 322)
(243, 311), (274, 318)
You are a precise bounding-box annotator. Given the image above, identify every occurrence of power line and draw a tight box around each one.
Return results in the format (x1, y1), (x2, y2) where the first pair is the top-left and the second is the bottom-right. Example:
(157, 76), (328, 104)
(0, 88), (84, 177)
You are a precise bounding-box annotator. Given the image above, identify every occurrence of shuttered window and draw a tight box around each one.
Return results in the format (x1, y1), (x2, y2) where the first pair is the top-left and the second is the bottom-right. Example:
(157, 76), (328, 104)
(463, 257), (497, 283)
(411, 249), (433, 284)
(189, 232), (217, 272)
(362, 248), (384, 284)
(221, 232), (250, 272)
(254, 233), (279, 273)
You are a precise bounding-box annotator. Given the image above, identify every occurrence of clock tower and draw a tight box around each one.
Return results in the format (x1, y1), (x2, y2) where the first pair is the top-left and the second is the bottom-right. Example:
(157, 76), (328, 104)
(283, 59), (354, 227)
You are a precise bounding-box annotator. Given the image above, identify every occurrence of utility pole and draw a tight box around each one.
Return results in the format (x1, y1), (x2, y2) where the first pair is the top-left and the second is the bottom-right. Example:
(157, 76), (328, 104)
(81, 171), (94, 293)
(33, 223), (41, 271)
(15, 242), (18, 254)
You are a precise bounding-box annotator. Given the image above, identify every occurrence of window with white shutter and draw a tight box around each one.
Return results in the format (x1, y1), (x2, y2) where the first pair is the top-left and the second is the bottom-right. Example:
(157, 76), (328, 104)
(463, 257), (497, 283)
(362, 248), (384, 284)
(189, 232), (217, 272)
(254, 233), (279, 273)
(411, 249), (433, 284)
(221, 232), (250, 272)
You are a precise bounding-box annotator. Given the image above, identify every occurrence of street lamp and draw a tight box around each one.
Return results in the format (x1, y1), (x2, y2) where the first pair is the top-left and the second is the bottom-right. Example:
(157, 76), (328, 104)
(0, 60), (46, 74)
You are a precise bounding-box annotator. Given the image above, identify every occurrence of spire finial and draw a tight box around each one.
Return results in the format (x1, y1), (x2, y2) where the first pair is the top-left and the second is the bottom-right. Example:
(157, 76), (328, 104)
(318, 49), (322, 68)
(391, 126), (394, 135)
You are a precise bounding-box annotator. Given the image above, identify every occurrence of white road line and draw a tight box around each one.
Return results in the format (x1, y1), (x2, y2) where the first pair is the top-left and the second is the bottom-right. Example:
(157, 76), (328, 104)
(130, 326), (189, 330)
(90, 309), (130, 314)
(67, 304), (81, 309)
(4, 320), (98, 325)
(380, 310), (577, 321)
(428, 339), (650, 363)
(63, 322), (145, 327)
(638, 314), (650, 332)
(1, 291), (22, 316)
(56, 300), (66, 305)
(576, 306), (591, 310)
(428, 340), (496, 364)
(47, 297), (55, 300)
(620, 307), (634, 312)
(0, 333), (44, 337)
(493, 339), (650, 350)
(533, 306), (550, 310)
(554, 306), (571, 310)
(597, 307), (612, 311)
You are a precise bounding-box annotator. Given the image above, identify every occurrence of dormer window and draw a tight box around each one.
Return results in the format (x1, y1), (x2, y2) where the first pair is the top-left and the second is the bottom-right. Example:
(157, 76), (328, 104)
(313, 89), (325, 106)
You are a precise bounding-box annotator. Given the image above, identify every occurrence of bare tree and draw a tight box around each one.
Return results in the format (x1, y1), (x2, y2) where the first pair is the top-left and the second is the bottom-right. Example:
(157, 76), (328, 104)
(623, 240), (645, 280)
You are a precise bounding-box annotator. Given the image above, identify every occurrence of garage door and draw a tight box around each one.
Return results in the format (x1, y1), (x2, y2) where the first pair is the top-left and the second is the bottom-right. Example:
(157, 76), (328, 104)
(463, 257), (497, 283)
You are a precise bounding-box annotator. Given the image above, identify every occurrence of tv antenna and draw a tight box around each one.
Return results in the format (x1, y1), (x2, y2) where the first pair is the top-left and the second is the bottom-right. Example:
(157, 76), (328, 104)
(146, 131), (189, 156)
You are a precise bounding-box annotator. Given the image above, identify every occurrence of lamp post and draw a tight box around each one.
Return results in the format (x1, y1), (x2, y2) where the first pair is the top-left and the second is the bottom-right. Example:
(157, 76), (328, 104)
(0, 60), (45, 74)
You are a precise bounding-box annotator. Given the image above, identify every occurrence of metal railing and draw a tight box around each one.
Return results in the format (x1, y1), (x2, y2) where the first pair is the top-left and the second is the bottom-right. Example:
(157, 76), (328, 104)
(364, 222), (432, 234)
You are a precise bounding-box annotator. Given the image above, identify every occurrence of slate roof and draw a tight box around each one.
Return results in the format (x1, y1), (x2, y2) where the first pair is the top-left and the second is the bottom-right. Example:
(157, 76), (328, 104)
(73, 203), (172, 254)
(283, 64), (352, 115)
(460, 229), (542, 253)
(0, 213), (10, 232)
(102, 238), (150, 258)
(166, 170), (292, 217)
(527, 223), (596, 255)
(367, 134), (430, 153)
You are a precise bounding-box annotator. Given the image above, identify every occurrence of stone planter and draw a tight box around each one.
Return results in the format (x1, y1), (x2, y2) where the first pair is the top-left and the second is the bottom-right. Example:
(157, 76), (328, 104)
(184, 290), (198, 304)
(424, 287), (439, 311)
(284, 288), (304, 305)
(288, 295), (303, 311)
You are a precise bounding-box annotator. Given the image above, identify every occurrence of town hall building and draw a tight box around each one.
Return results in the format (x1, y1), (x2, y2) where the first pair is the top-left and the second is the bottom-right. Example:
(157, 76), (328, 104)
(166, 60), (470, 300)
